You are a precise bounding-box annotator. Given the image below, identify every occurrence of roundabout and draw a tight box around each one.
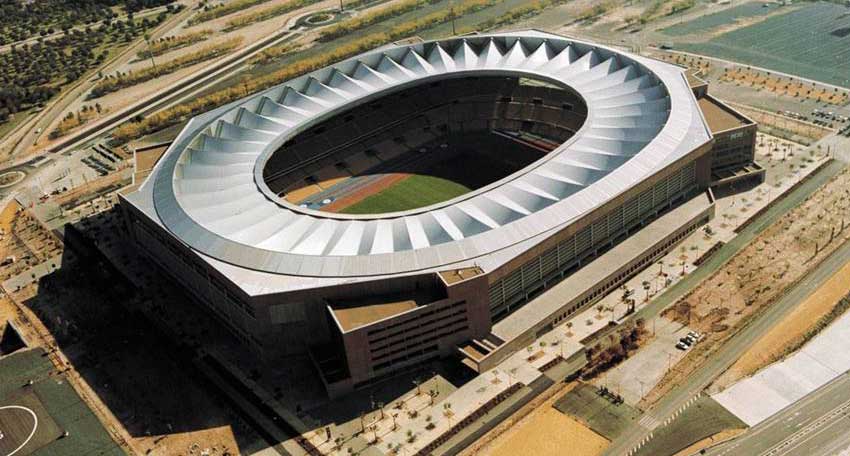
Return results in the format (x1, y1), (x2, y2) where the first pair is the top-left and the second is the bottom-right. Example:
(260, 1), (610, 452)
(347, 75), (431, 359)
(0, 171), (26, 189)
(295, 9), (348, 28)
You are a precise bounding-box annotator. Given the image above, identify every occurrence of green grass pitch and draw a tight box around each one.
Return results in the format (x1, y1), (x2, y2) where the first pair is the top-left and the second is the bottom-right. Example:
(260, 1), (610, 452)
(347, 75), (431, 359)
(340, 175), (471, 214)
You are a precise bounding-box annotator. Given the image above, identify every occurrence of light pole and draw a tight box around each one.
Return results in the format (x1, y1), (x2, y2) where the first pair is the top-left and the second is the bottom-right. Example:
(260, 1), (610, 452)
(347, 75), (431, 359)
(450, 0), (456, 35)
(144, 33), (157, 73)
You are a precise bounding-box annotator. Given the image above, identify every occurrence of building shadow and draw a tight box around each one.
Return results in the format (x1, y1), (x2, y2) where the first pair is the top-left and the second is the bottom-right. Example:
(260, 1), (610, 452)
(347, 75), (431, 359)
(17, 214), (269, 454)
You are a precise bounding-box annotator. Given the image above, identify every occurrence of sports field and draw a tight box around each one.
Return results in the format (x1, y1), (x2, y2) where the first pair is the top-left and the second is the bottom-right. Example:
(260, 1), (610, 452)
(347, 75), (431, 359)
(299, 131), (545, 214)
(0, 348), (122, 456)
(678, 2), (850, 88)
(661, 2), (781, 36)
(340, 175), (471, 214)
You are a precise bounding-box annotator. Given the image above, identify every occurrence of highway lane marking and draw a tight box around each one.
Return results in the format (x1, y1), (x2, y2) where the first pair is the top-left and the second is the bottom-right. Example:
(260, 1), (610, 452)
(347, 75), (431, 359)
(627, 393), (703, 455)
(757, 396), (850, 456)
(708, 371), (850, 455)
(771, 408), (850, 456)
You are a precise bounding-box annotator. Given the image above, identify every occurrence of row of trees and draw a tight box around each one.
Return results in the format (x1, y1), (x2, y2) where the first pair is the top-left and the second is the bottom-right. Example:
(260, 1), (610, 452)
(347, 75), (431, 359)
(113, 0), (499, 143)
(248, 42), (302, 66)
(0, 9), (175, 126)
(137, 29), (212, 59)
(318, 0), (439, 42)
(581, 319), (646, 380)
(0, 0), (176, 45)
(92, 37), (243, 97)
(189, 0), (274, 25)
(469, 0), (571, 33)
(49, 103), (104, 139)
(224, 0), (321, 31)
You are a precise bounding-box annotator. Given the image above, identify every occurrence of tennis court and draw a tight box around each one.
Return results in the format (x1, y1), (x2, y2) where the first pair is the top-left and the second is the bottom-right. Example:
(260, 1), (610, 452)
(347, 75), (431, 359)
(679, 2), (850, 88)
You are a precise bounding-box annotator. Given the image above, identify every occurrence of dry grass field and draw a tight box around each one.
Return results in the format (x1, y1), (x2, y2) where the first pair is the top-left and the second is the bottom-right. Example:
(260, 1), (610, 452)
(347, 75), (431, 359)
(713, 258), (850, 390)
(484, 406), (608, 456)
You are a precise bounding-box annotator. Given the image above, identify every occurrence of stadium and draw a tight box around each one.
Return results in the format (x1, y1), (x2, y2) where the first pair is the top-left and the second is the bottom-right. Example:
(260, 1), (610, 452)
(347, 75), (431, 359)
(121, 30), (759, 396)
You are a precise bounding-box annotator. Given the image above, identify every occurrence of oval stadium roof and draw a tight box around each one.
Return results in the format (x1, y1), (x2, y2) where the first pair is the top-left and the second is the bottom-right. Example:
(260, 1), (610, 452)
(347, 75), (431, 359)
(135, 30), (712, 278)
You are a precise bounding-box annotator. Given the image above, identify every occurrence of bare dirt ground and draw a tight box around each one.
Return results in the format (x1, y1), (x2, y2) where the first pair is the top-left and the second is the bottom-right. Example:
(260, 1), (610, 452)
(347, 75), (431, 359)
(484, 406), (608, 456)
(461, 382), (609, 456)
(0, 201), (63, 282)
(642, 165), (850, 408)
(712, 257), (850, 390)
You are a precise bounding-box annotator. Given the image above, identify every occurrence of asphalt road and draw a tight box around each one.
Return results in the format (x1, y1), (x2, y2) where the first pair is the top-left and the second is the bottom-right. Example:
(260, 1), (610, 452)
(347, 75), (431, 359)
(603, 159), (849, 456)
(0, 2), (196, 161)
(37, 12), (315, 157)
(703, 371), (850, 456)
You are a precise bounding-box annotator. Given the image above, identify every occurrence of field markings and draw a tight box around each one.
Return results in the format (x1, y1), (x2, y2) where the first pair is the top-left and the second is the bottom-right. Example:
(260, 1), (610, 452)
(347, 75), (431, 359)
(0, 405), (38, 456)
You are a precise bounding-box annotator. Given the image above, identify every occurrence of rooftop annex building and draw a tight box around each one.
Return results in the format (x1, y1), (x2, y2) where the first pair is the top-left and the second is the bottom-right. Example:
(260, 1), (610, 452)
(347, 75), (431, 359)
(121, 30), (760, 396)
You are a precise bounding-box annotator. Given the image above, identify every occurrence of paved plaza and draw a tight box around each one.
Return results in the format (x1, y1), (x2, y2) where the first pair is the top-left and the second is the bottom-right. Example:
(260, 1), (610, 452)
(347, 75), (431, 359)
(592, 317), (692, 406)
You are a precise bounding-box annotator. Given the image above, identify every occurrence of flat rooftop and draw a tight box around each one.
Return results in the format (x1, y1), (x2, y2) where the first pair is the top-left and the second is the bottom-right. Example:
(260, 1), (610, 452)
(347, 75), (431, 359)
(329, 288), (444, 332)
(439, 266), (484, 285)
(492, 191), (714, 342)
(126, 143), (170, 194)
(686, 70), (708, 89)
(698, 96), (751, 133)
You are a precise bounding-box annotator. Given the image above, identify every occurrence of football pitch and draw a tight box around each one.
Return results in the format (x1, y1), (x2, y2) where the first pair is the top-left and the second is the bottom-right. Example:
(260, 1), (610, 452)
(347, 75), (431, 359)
(678, 2), (850, 88)
(340, 175), (470, 214)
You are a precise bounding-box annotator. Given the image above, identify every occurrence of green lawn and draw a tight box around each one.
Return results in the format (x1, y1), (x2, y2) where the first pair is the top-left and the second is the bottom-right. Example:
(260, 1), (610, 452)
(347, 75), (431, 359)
(554, 382), (643, 441)
(661, 2), (780, 37)
(633, 396), (746, 456)
(340, 174), (471, 214)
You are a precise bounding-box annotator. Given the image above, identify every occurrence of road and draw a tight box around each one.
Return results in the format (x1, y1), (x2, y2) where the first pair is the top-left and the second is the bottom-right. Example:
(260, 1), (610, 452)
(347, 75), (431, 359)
(702, 371), (850, 456)
(0, 0), (336, 179)
(603, 159), (849, 456)
(0, 0), (342, 210)
(0, 1), (197, 161)
(35, 0), (341, 157)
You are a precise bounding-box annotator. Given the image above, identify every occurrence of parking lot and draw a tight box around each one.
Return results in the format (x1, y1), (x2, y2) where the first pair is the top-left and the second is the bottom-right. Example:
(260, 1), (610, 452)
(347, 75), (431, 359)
(591, 317), (694, 406)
